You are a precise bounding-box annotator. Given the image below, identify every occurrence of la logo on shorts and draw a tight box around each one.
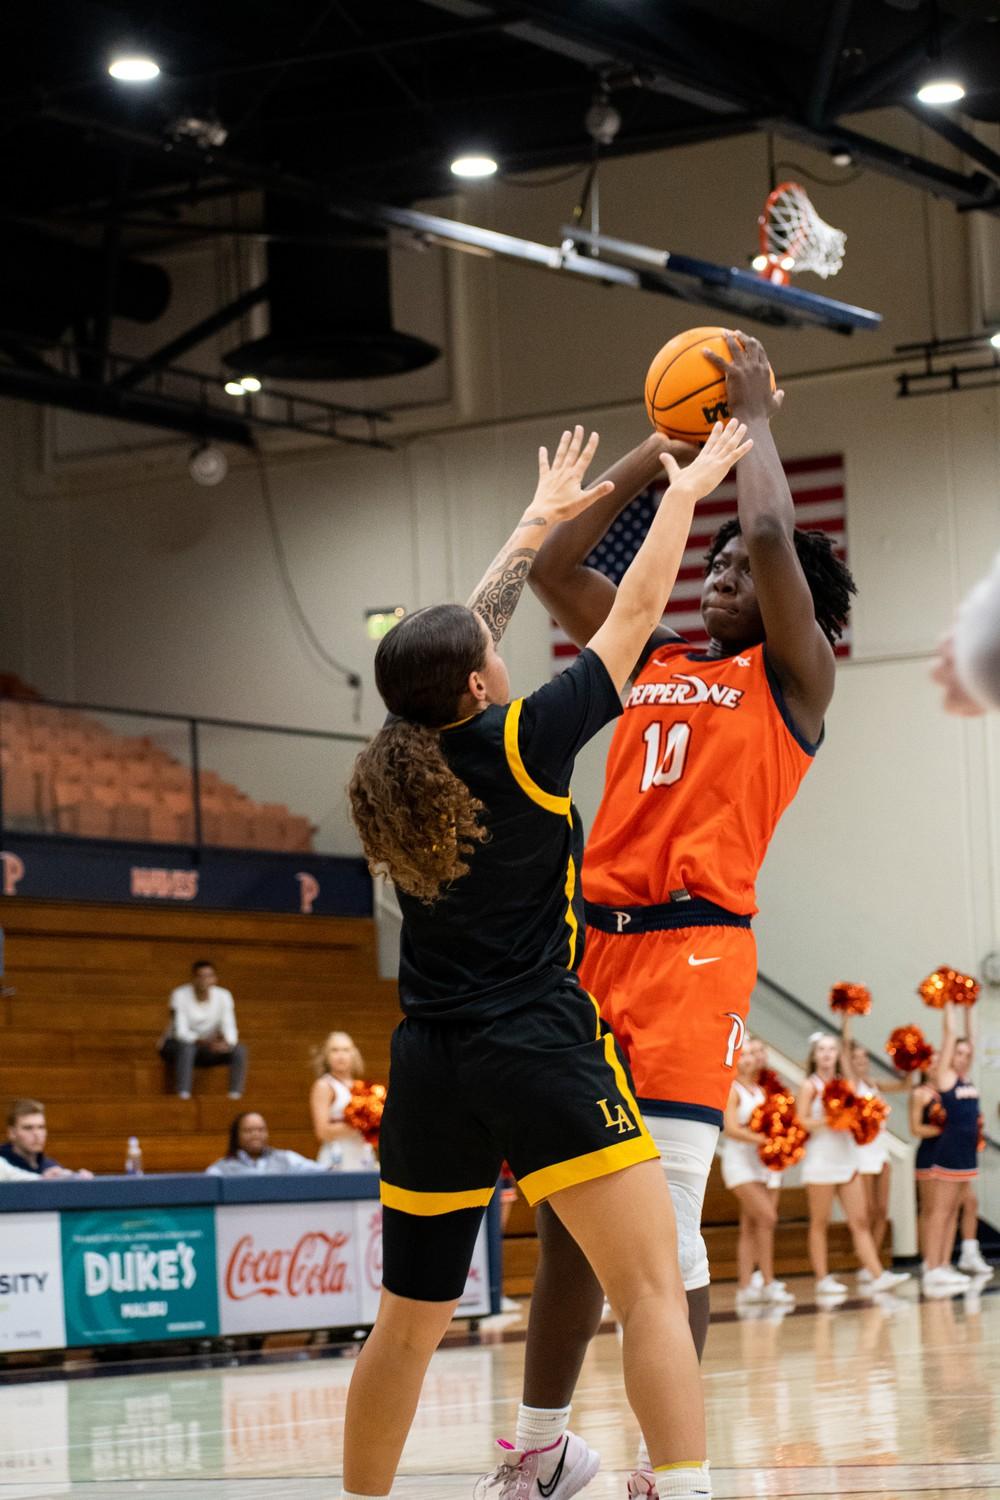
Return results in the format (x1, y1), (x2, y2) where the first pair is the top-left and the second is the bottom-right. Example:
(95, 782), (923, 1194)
(597, 1098), (636, 1134)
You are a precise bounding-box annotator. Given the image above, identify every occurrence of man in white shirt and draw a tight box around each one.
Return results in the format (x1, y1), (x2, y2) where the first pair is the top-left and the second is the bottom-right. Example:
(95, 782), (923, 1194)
(205, 1111), (328, 1176)
(159, 960), (248, 1100)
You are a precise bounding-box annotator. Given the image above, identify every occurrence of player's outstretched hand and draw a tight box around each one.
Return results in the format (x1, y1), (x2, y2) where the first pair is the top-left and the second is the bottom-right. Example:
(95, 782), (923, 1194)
(931, 634), (986, 717)
(529, 425), (615, 523)
(704, 330), (785, 422)
(659, 417), (752, 499)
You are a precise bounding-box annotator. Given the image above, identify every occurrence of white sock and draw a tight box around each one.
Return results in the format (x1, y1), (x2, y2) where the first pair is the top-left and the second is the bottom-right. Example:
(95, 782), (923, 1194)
(652, 1460), (712, 1497)
(514, 1404), (570, 1479)
(962, 1239), (979, 1252)
(341, 1491), (388, 1500)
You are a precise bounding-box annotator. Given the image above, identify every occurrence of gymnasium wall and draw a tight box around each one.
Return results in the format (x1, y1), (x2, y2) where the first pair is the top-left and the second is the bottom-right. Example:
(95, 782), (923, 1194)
(1, 112), (998, 1151)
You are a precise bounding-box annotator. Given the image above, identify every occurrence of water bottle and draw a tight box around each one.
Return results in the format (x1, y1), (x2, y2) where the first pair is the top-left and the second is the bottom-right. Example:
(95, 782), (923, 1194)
(125, 1136), (143, 1176)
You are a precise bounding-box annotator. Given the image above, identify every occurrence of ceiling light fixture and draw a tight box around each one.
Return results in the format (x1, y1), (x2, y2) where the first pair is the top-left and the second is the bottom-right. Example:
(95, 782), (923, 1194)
(450, 154), (498, 179)
(223, 380), (246, 396)
(108, 55), (160, 83)
(916, 79), (965, 105)
(991, 331), (1000, 349)
(189, 444), (228, 487)
(830, 149), (853, 167)
(238, 375), (262, 392)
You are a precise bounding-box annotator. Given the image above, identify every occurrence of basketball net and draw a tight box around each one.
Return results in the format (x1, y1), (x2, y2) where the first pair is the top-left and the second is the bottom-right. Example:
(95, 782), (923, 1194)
(756, 180), (846, 286)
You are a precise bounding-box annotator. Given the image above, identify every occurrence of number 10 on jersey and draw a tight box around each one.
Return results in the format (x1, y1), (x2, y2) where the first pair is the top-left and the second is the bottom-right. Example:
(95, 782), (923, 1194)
(640, 722), (691, 792)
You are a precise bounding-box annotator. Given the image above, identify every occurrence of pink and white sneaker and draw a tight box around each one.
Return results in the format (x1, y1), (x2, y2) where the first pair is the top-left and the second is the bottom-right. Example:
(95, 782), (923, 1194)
(476, 1432), (600, 1500)
(627, 1473), (659, 1500)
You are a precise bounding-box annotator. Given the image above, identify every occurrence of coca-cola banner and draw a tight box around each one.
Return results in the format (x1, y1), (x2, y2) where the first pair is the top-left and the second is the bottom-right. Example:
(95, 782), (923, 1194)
(353, 1204), (491, 1321)
(216, 1201), (361, 1334)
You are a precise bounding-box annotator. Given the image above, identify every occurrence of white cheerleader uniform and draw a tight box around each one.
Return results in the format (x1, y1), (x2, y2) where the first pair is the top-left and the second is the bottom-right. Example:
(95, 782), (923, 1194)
(316, 1074), (370, 1170)
(853, 1080), (889, 1176)
(800, 1074), (859, 1186)
(721, 1080), (779, 1190)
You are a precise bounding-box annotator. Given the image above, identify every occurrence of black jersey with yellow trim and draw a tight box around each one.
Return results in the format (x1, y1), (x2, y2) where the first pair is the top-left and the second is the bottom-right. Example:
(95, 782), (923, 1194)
(396, 648), (623, 1020)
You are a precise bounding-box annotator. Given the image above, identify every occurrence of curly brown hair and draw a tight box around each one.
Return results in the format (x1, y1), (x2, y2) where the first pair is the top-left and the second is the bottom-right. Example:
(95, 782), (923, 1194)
(348, 604), (490, 904)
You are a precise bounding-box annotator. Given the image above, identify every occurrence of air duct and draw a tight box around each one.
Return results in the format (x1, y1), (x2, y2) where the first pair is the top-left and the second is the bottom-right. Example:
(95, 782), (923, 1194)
(224, 198), (439, 380)
(0, 229), (170, 340)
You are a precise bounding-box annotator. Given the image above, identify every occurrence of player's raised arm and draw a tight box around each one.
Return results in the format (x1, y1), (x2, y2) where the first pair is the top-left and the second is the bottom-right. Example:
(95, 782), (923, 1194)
(466, 426), (614, 646)
(703, 332), (835, 733)
(589, 420), (752, 692)
(528, 433), (697, 650)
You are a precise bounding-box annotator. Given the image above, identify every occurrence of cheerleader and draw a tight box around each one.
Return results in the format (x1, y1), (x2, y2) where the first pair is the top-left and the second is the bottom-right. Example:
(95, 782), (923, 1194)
(721, 1037), (793, 1308)
(909, 1054), (942, 1269)
(843, 1018), (909, 1274)
(796, 1032), (909, 1298)
(309, 1030), (371, 1169)
(922, 1005), (983, 1293)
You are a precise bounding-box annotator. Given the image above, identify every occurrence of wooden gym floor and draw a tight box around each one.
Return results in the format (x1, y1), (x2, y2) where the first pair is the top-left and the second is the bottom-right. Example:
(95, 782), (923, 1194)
(2, 1273), (997, 1499)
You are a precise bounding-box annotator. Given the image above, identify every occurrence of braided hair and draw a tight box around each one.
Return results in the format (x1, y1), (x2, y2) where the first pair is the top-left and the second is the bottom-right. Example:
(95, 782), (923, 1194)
(705, 519), (856, 645)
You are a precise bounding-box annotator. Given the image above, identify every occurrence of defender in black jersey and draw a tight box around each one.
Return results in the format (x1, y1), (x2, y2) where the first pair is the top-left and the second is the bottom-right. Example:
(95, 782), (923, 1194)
(340, 419), (753, 1500)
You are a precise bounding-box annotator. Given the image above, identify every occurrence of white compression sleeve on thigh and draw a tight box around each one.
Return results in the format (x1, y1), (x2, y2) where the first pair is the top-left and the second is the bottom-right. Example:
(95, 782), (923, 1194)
(642, 1115), (719, 1293)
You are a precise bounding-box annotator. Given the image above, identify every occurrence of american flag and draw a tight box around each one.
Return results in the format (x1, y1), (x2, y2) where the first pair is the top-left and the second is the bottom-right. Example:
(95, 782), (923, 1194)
(551, 453), (850, 667)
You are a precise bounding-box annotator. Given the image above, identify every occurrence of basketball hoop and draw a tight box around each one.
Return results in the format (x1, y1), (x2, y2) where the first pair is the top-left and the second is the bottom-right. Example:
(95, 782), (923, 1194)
(756, 181), (846, 286)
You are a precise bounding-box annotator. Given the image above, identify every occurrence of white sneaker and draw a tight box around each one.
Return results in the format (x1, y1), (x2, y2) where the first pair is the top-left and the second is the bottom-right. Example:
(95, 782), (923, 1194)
(627, 1473), (658, 1500)
(922, 1266), (969, 1296)
(735, 1283), (765, 1307)
(749, 1269), (765, 1292)
(855, 1268), (873, 1285)
(500, 1296), (521, 1313)
(957, 1247), (993, 1277)
(816, 1274), (848, 1295)
(762, 1280), (795, 1304)
(477, 1433), (600, 1500)
(864, 1270), (910, 1295)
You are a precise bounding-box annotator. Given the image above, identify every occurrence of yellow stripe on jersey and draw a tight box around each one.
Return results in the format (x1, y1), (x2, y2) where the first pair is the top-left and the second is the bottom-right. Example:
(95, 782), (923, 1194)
(517, 1132), (658, 1206)
(564, 854), (579, 969)
(583, 989), (602, 1042)
(380, 1181), (495, 1216)
(602, 1029), (644, 1130)
(503, 699), (572, 816)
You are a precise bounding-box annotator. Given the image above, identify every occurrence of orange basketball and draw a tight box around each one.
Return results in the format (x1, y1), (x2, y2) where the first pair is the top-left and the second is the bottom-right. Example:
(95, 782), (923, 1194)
(644, 326), (775, 444)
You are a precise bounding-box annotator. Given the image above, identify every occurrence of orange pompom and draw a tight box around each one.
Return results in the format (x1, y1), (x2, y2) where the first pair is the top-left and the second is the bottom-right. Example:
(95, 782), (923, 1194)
(757, 1067), (785, 1098)
(822, 1077), (858, 1130)
(918, 967), (980, 1008)
(343, 1080), (387, 1146)
(885, 1024), (933, 1073)
(828, 982), (871, 1016)
(851, 1093), (889, 1146)
(977, 1115), (985, 1153)
(750, 1090), (808, 1171)
(926, 1100), (947, 1130)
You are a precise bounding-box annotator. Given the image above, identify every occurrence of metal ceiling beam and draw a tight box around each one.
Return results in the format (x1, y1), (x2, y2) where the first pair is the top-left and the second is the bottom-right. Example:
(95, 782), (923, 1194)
(807, 0), (853, 125)
(112, 283), (270, 391)
(830, 16), (972, 116)
(0, 361), (255, 447)
(904, 104), (1000, 188)
(768, 117), (1000, 215)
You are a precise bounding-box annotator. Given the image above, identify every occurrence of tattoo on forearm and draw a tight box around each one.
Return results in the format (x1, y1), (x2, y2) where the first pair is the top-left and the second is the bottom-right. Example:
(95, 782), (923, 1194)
(468, 548), (536, 645)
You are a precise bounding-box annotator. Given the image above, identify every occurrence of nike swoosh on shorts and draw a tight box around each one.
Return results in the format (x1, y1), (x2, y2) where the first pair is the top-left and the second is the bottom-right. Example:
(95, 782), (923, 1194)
(687, 955), (722, 966)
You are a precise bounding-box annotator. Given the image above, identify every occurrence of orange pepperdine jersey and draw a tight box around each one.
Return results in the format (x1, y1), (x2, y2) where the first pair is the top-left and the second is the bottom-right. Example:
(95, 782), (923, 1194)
(582, 641), (820, 916)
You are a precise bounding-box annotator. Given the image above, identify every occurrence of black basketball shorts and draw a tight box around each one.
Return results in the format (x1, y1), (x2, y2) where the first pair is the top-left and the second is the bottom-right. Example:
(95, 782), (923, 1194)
(379, 980), (658, 1301)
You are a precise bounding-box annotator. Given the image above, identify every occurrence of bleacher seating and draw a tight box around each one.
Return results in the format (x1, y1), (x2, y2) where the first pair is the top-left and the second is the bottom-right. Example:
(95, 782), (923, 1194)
(0, 899), (400, 1174)
(0, 699), (315, 853)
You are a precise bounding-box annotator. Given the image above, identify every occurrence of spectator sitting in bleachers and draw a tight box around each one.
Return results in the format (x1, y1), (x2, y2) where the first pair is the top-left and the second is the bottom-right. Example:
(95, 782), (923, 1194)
(160, 960), (248, 1100)
(1, 1098), (94, 1179)
(206, 1111), (329, 1176)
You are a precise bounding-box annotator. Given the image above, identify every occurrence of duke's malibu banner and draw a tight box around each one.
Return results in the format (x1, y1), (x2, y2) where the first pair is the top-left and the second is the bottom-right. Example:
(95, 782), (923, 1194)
(61, 1208), (219, 1345)
(0, 1212), (65, 1352)
(216, 1201), (361, 1334)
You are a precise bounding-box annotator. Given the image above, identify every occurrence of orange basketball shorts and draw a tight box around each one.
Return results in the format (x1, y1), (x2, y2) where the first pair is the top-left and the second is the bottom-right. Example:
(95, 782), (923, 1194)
(578, 923), (758, 1125)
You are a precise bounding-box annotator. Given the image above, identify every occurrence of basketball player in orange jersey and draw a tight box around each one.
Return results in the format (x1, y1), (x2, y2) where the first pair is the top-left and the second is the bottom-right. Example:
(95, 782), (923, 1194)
(508, 333), (856, 1493)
